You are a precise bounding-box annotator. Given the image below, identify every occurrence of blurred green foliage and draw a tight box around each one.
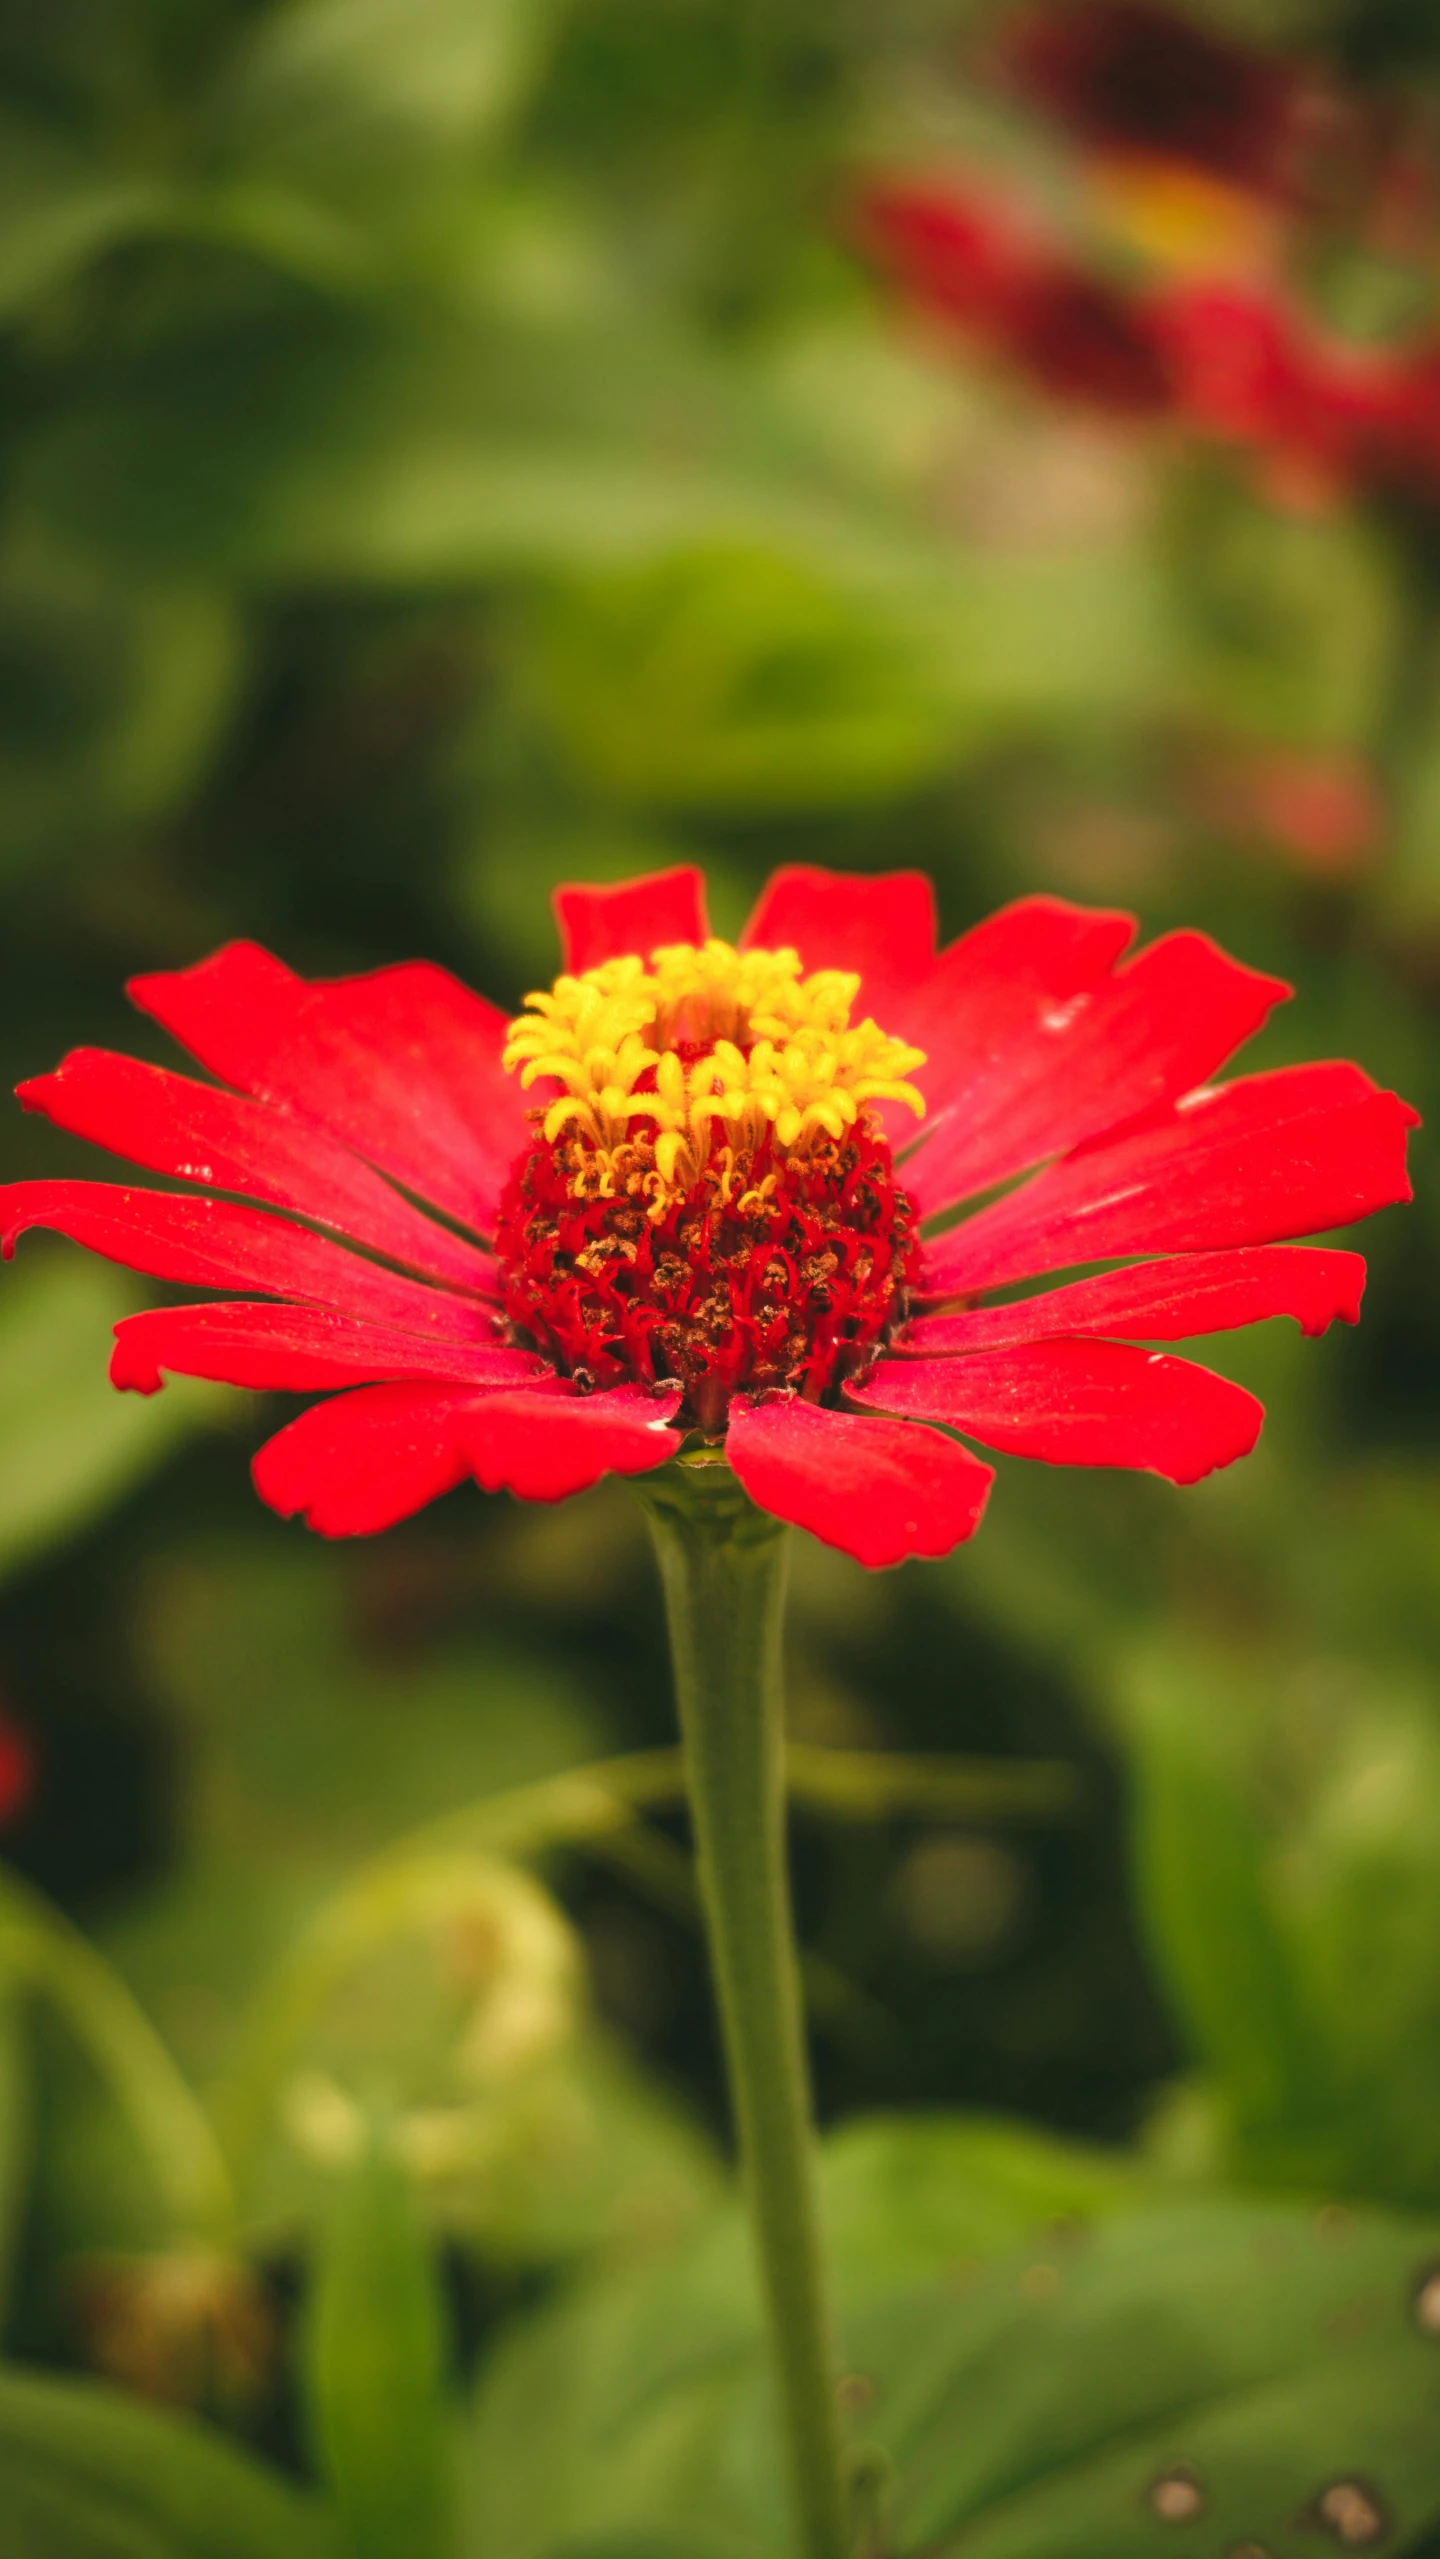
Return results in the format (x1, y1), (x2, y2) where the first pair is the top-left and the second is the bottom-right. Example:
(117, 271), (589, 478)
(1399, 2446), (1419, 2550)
(0, 1255), (228, 1586)
(3, 0), (1440, 2547)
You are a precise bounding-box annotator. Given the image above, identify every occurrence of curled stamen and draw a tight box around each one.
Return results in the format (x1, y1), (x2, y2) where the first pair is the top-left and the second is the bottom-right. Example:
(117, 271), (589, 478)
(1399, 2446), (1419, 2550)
(503, 936), (927, 1220)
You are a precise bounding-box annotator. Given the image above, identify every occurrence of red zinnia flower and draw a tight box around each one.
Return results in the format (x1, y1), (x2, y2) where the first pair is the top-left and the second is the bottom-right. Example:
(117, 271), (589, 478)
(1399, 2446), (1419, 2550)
(1149, 278), (1395, 499)
(860, 181), (1174, 416)
(866, 183), (1429, 515)
(0, 867), (1415, 1570)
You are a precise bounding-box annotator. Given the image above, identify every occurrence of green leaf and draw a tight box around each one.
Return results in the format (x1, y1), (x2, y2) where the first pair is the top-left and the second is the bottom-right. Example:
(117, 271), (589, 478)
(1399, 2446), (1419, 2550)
(0, 115), (174, 317)
(462, 2163), (1440, 2559)
(515, 549), (957, 816)
(231, 0), (561, 154)
(1115, 1636), (1440, 2202)
(0, 2364), (335, 2557)
(303, 2141), (456, 2559)
(916, 2346), (1440, 2558)
(460, 2113), (1148, 2559)
(0, 1865), (233, 2241)
(0, 1256), (227, 1586)
(864, 2201), (1440, 2557)
(1118, 1642), (1337, 2146)
(822, 2114), (1147, 2301)
(1273, 1668), (1440, 2201)
(461, 2224), (775, 2559)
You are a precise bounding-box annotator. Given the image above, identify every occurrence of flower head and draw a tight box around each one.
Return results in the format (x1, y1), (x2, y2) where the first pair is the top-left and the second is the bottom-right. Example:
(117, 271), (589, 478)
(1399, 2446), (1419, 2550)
(860, 181), (1175, 416)
(497, 936), (924, 1431)
(862, 176), (1440, 519)
(1, 866), (1415, 1569)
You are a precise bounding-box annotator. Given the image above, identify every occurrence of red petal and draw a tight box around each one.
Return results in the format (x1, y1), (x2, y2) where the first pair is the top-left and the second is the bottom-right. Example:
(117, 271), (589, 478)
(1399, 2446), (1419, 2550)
(726, 1396), (993, 1568)
(127, 943), (525, 1238)
(922, 1063), (1417, 1298)
(892, 894), (1137, 1131)
(110, 1303), (543, 1395)
(554, 868), (708, 974)
(460, 1381), (683, 1502)
(20, 1050), (495, 1295)
(253, 1380), (682, 1536)
(905, 1245), (1366, 1354)
(0, 1182), (499, 1341)
(740, 867), (938, 1030)
(253, 1385), (486, 1536)
(855, 1342), (1263, 1484)
(907, 929), (1288, 1217)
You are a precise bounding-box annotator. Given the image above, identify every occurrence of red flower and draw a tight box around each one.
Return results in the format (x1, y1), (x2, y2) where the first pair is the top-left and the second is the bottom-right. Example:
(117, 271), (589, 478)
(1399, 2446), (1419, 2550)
(862, 184), (1407, 497)
(1150, 278), (1396, 498)
(1150, 283), (1440, 516)
(0, 868), (1415, 1571)
(860, 181), (1174, 416)
(0, 1704), (35, 1827)
(1205, 746), (1383, 877)
(1001, 0), (1304, 202)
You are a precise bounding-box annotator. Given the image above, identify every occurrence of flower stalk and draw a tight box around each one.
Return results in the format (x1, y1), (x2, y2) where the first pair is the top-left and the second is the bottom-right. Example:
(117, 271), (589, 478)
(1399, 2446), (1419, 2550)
(639, 1458), (852, 2559)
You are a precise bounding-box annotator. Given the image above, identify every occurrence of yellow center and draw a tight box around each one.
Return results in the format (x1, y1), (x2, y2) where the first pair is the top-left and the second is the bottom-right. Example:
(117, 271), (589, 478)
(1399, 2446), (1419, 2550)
(502, 938), (927, 1206)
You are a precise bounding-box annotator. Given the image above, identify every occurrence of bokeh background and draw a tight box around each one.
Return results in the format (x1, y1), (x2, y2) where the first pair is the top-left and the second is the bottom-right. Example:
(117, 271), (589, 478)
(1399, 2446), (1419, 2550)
(2, 0), (1440, 2524)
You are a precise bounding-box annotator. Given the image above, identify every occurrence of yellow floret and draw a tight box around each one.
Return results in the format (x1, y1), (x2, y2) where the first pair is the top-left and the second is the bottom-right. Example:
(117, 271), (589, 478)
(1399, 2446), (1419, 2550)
(502, 937), (926, 1211)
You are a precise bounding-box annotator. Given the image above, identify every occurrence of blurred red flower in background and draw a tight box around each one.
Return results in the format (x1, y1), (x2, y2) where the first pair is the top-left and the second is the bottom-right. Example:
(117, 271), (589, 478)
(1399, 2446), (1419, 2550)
(860, 2), (1440, 526)
(0, 869), (1415, 1570)
(1201, 748), (1385, 877)
(0, 1704), (35, 1828)
(864, 173), (1440, 518)
(1149, 278), (1394, 501)
(859, 183), (1172, 415)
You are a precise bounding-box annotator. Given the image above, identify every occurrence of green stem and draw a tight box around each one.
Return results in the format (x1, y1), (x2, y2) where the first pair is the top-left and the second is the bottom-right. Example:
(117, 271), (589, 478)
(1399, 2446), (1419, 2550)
(638, 1459), (851, 2559)
(0, 1865), (234, 2239)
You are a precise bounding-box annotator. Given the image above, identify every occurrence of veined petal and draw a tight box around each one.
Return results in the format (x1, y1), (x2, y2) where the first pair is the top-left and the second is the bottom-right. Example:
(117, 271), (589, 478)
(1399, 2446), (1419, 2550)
(742, 878), (1138, 1148)
(127, 943), (526, 1239)
(740, 866), (938, 1033)
(111, 1303), (542, 1395)
(726, 1395), (993, 1568)
(904, 1246), (1366, 1354)
(854, 1342), (1264, 1484)
(922, 1063), (1417, 1299)
(20, 1050), (496, 1294)
(253, 1385), (491, 1536)
(0, 1182), (500, 1341)
(253, 1380), (683, 1536)
(555, 868), (708, 974)
(906, 929), (1288, 1218)
(885, 893), (1137, 1135)
(460, 1381), (684, 1501)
